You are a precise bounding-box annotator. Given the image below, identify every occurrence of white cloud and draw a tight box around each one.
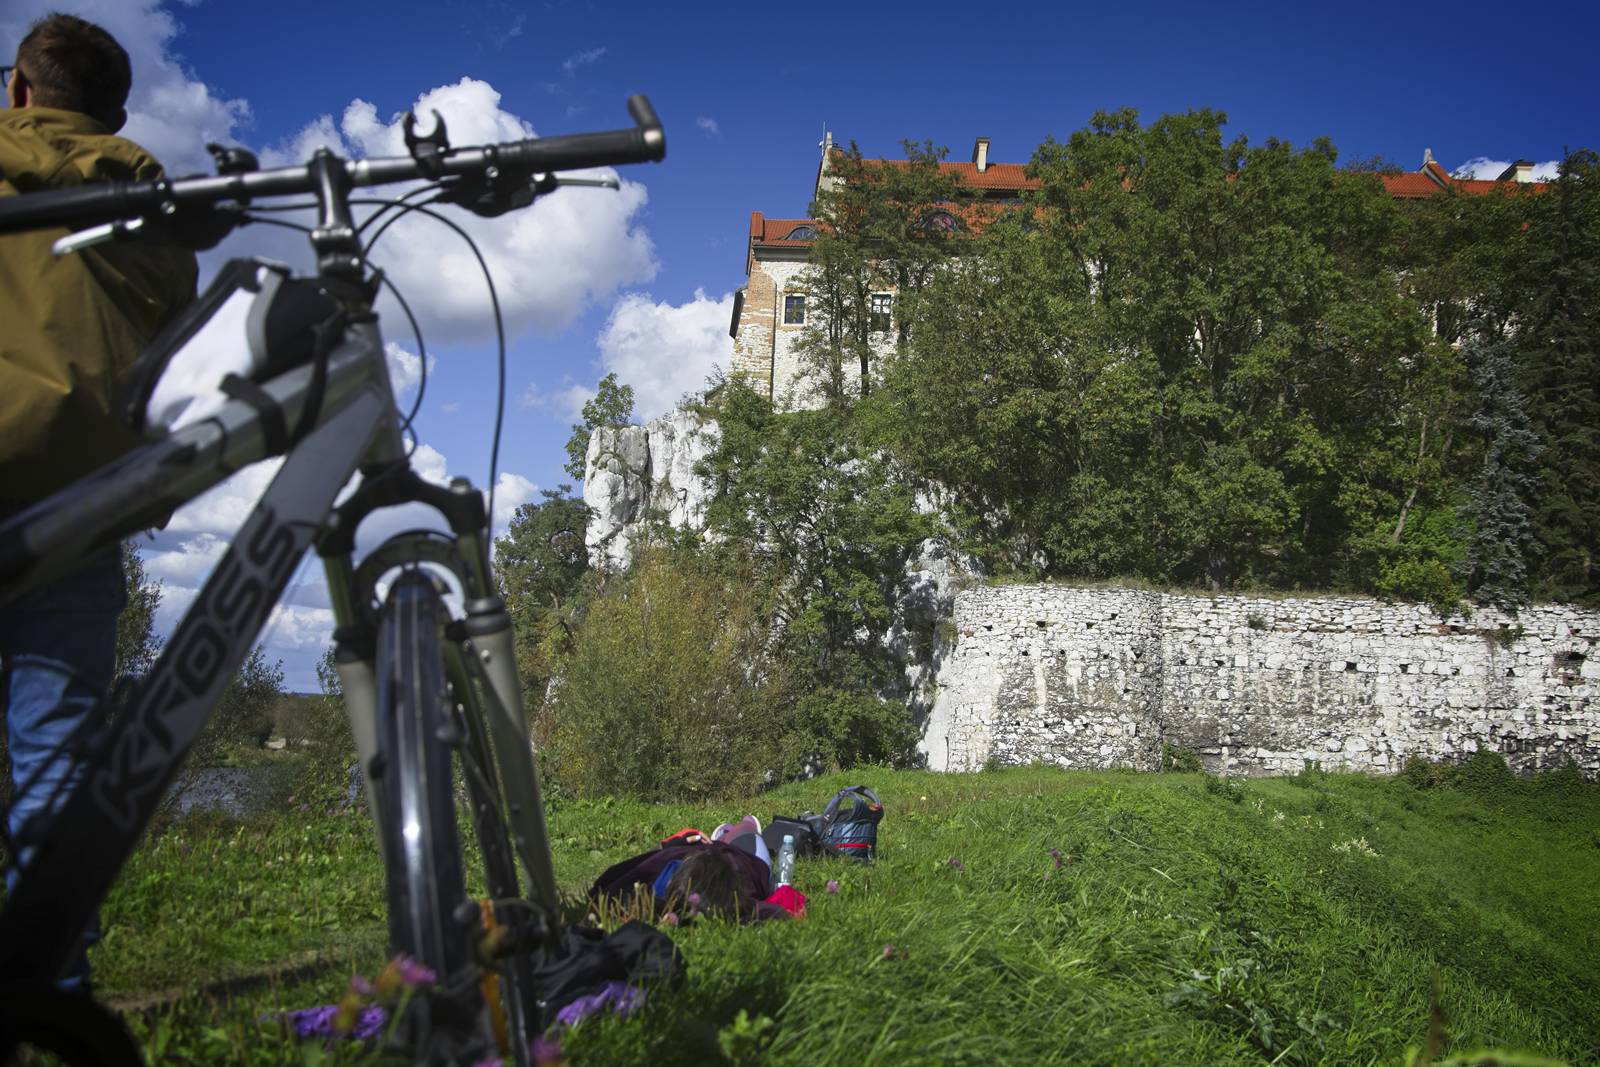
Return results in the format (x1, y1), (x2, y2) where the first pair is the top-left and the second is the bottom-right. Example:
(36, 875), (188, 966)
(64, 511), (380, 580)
(491, 472), (538, 532)
(385, 342), (435, 398)
(1453, 156), (1562, 181)
(259, 79), (657, 342)
(562, 47), (606, 76)
(520, 379), (592, 422)
(595, 289), (735, 419)
(696, 116), (721, 137)
(0, 1), (251, 177)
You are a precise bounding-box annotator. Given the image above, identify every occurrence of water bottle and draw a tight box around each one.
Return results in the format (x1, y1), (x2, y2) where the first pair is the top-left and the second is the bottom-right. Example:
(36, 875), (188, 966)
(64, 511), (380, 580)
(776, 834), (797, 888)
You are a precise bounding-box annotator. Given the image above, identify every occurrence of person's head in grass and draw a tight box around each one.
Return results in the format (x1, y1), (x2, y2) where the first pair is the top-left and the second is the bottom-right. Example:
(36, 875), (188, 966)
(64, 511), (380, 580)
(663, 850), (755, 921)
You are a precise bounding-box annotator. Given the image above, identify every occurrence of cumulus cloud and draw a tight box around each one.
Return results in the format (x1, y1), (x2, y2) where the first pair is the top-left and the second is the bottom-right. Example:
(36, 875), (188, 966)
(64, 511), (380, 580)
(0, 1), (250, 177)
(385, 342), (435, 398)
(520, 379), (593, 422)
(562, 47), (606, 76)
(594, 289), (735, 419)
(1453, 156), (1562, 181)
(696, 116), (721, 137)
(258, 79), (657, 341)
(149, 441), (535, 688)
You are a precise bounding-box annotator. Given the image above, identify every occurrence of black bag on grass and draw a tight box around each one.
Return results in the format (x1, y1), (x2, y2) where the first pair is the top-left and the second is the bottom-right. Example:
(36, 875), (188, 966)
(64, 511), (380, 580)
(820, 785), (883, 861)
(761, 816), (822, 859)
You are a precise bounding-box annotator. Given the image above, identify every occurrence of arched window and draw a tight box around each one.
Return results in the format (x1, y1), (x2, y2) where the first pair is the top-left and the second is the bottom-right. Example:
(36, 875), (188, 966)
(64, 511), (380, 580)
(784, 225), (818, 240)
(922, 211), (966, 234)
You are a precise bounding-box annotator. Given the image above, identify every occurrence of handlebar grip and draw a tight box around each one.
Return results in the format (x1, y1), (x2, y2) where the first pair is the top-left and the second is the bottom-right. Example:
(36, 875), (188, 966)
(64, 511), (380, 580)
(0, 179), (165, 235)
(498, 94), (665, 173)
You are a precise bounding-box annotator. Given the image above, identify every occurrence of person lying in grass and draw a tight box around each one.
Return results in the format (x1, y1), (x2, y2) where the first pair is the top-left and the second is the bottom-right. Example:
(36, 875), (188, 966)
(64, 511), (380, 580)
(592, 817), (804, 922)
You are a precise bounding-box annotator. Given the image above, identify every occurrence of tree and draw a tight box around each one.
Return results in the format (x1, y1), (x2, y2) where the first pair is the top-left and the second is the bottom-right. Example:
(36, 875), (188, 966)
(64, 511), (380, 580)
(493, 487), (591, 711)
(1460, 327), (1541, 609)
(115, 540), (162, 680)
(191, 645), (285, 765)
(1511, 151), (1600, 605)
(797, 141), (974, 401)
(881, 109), (1435, 590)
(563, 373), (635, 481)
(700, 381), (932, 695)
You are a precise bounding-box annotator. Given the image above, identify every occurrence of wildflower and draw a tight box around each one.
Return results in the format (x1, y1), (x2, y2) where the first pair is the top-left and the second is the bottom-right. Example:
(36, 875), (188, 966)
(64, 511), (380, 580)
(376, 953), (437, 998)
(532, 1035), (568, 1066)
(882, 944), (896, 960)
(662, 911), (679, 927)
(826, 879), (840, 895)
(349, 974), (375, 996)
(555, 981), (646, 1027)
(947, 857), (964, 871)
(351, 1005), (386, 1040)
(687, 891), (702, 911)
(397, 956), (437, 988)
(287, 1004), (337, 1039)
(1049, 848), (1064, 869)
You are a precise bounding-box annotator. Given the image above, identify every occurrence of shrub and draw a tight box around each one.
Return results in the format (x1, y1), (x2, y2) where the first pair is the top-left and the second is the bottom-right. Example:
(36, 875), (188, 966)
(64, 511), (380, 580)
(1161, 743), (1204, 774)
(547, 549), (791, 801)
(190, 646), (284, 767)
(790, 688), (919, 773)
(1375, 558), (1462, 618)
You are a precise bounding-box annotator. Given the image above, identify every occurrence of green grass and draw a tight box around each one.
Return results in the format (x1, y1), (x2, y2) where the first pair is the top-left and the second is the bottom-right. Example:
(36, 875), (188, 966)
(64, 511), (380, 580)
(78, 763), (1600, 1065)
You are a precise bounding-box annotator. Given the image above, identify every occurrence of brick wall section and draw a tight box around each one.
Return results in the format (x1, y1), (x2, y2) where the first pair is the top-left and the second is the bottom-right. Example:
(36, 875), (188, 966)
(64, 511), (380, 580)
(922, 586), (1599, 777)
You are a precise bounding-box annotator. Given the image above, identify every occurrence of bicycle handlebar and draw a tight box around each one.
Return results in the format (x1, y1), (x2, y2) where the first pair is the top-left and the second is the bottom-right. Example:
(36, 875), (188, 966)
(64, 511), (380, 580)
(0, 94), (665, 236)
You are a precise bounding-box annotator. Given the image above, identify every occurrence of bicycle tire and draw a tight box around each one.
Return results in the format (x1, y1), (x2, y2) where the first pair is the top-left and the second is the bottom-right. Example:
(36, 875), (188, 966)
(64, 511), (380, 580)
(375, 570), (498, 1063)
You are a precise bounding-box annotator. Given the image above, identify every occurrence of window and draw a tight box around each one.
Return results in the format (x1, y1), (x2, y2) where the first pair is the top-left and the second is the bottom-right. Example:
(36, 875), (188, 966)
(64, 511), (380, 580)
(783, 293), (807, 325)
(869, 293), (892, 333)
(784, 225), (818, 240)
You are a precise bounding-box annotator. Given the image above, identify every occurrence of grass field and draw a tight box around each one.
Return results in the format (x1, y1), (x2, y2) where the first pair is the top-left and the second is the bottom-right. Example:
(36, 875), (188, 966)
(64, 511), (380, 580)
(84, 758), (1599, 1065)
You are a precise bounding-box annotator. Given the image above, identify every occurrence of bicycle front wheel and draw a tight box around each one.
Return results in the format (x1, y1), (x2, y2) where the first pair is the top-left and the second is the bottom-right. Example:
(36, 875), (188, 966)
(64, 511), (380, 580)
(374, 570), (495, 1063)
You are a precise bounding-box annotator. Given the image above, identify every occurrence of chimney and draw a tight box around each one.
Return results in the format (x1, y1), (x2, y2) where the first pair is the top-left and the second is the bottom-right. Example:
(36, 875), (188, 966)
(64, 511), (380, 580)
(1495, 159), (1536, 183)
(972, 137), (990, 173)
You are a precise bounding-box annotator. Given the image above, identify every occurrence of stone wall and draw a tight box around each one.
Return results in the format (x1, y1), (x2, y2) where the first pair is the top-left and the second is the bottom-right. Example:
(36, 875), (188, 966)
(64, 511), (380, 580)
(922, 586), (1599, 777)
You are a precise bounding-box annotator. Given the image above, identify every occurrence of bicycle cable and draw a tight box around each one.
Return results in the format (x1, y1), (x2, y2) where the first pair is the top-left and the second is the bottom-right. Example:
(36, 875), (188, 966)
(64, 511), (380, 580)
(354, 199), (510, 542)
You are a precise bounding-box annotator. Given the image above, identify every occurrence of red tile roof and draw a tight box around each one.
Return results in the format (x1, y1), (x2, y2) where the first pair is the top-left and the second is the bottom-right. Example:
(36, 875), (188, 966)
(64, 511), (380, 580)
(749, 212), (823, 247)
(749, 153), (1547, 248)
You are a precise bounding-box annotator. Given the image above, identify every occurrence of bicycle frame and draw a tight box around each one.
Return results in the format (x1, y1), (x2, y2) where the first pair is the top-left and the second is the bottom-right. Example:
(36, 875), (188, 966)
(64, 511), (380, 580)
(0, 267), (557, 994)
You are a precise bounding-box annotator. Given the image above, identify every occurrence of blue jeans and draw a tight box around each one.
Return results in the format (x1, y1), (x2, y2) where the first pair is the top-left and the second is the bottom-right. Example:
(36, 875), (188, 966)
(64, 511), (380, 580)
(2, 545), (125, 990)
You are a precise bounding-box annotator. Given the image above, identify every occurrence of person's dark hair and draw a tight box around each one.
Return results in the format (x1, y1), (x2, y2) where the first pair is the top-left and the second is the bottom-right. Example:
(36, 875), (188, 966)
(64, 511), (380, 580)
(15, 13), (132, 129)
(662, 850), (752, 921)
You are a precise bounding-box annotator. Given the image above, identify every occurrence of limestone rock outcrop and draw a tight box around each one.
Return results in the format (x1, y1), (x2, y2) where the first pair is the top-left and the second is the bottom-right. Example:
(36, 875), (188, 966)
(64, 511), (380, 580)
(584, 409), (719, 569)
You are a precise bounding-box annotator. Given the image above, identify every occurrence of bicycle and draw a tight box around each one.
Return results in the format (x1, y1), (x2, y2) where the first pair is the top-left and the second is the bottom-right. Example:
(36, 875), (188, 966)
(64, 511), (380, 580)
(0, 94), (665, 1065)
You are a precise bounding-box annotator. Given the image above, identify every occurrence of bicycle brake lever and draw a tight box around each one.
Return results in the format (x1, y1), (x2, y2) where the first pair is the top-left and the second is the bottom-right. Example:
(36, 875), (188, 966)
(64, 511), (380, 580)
(553, 176), (621, 190)
(52, 216), (146, 257)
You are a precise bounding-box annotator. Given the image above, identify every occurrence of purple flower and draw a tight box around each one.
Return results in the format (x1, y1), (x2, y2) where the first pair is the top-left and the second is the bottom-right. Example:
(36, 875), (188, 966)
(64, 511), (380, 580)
(882, 944), (896, 960)
(826, 879), (840, 895)
(288, 1004), (337, 1038)
(351, 1005), (387, 1040)
(948, 857), (964, 871)
(662, 911), (679, 927)
(349, 974), (375, 996)
(397, 955), (437, 989)
(555, 982), (646, 1027)
(532, 1035), (567, 1065)
(1049, 848), (1064, 869)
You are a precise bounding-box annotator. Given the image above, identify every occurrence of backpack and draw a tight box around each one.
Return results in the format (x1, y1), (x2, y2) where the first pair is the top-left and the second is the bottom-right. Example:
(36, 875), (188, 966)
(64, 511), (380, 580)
(761, 816), (823, 860)
(820, 785), (883, 861)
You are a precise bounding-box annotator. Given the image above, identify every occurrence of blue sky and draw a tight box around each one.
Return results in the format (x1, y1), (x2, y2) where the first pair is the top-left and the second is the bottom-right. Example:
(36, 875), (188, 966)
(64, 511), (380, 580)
(7, 0), (1596, 689)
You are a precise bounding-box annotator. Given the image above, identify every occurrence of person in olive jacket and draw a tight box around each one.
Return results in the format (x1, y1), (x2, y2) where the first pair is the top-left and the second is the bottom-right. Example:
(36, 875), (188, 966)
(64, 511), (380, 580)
(1, 13), (197, 991)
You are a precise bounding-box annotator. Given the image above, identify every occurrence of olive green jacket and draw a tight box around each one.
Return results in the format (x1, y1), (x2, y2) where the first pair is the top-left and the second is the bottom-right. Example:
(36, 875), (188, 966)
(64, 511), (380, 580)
(0, 107), (197, 510)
